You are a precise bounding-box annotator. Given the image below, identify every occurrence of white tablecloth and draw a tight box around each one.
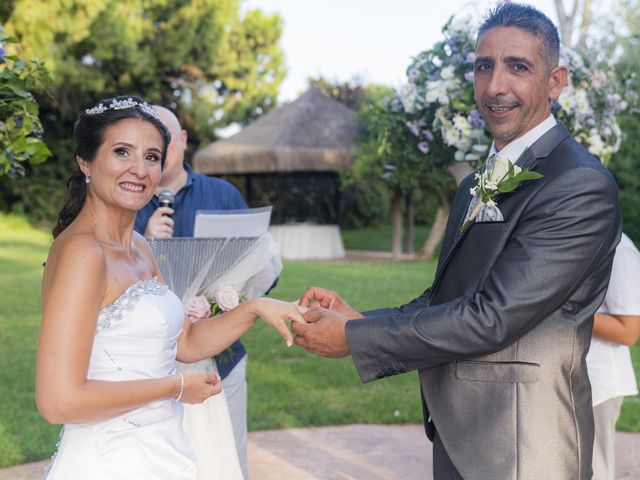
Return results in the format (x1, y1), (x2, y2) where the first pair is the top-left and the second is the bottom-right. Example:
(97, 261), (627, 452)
(269, 224), (346, 260)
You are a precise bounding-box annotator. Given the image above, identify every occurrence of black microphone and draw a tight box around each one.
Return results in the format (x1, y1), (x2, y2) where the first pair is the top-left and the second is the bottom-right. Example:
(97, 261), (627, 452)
(158, 189), (175, 216)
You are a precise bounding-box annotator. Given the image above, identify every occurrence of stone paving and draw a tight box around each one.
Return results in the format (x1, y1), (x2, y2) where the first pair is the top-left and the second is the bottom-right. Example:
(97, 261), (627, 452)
(2, 424), (638, 479)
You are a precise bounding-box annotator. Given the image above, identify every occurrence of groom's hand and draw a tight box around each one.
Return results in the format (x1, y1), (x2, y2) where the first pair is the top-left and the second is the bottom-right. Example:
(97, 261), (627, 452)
(292, 308), (351, 358)
(299, 286), (364, 319)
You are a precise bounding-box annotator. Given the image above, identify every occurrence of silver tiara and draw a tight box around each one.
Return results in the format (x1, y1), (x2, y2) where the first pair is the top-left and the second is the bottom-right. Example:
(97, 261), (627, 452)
(85, 97), (160, 120)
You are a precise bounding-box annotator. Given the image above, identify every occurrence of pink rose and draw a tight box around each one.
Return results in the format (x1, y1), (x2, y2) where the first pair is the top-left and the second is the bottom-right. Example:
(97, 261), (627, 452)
(186, 295), (211, 321)
(215, 285), (239, 311)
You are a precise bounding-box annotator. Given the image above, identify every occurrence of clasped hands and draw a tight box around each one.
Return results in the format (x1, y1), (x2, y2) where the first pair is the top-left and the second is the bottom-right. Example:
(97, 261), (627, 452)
(291, 287), (363, 358)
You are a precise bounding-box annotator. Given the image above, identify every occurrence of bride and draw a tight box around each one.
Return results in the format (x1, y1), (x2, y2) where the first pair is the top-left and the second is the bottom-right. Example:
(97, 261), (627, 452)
(37, 95), (305, 479)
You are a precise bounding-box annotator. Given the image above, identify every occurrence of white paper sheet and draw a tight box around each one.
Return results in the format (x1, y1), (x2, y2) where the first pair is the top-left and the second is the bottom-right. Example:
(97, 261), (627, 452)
(194, 206), (272, 238)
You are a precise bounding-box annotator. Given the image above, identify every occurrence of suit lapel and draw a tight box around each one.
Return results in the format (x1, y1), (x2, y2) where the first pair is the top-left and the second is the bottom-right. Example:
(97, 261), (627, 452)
(429, 122), (571, 296)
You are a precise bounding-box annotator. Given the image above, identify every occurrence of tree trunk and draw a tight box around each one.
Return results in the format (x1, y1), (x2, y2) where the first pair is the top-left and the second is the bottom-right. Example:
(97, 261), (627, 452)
(576, 0), (592, 51)
(391, 193), (403, 260)
(554, 0), (581, 47)
(417, 196), (450, 260)
(405, 194), (415, 255)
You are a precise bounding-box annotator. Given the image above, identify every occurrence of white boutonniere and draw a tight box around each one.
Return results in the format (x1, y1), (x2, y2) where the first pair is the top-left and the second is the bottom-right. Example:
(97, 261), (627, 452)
(460, 154), (542, 233)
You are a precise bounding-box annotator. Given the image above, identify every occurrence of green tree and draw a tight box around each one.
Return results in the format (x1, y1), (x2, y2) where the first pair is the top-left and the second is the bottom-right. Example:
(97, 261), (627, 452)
(2, 0), (285, 225)
(0, 25), (51, 178)
(344, 85), (455, 258)
(608, 0), (640, 244)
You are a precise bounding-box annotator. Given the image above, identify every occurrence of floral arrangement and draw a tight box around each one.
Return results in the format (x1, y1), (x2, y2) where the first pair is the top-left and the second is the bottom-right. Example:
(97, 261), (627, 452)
(394, 12), (637, 167)
(554, 48), (637, 165)
(186, 285), (241, 322)
(394, 12), (489, 164)
(186, 285), (243, 365)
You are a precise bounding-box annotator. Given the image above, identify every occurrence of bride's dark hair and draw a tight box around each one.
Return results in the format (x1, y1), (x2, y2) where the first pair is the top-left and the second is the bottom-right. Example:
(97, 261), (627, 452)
(52, 95), (171, 238)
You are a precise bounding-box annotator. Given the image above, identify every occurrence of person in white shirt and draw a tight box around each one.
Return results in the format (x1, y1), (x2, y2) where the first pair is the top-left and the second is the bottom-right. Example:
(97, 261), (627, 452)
(587, 232), (640, 480)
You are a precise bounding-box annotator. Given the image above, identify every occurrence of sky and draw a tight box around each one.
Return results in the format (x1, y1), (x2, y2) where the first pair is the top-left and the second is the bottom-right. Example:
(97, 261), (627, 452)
(241, 0), (608, 102)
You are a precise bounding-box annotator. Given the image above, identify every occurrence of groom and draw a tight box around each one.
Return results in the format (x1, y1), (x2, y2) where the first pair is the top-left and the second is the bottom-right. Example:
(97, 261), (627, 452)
(293, 4), (621, 480)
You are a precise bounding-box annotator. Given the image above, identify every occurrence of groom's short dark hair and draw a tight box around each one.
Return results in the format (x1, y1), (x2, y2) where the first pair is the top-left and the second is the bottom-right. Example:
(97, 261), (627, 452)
(477, 3), (560, 73)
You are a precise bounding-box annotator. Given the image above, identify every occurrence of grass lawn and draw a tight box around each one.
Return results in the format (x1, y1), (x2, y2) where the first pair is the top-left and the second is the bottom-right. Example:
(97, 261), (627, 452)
(341, 224), (431, 251)
(0, 213), (639, 467)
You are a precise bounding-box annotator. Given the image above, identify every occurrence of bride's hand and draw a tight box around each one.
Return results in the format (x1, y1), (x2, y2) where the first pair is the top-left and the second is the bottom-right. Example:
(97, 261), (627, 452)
(249, 298), (308, 347)
(178, 371), (222, 404)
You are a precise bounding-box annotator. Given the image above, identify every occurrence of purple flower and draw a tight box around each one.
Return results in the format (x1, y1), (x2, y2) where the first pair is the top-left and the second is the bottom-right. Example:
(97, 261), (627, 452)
(418, 141), (430, 154)
(406, 121), (421, 137)
(0, 47), (5, 63)
(586, 118), (596, 127)
(408, 68), (420, 83)
(465, 52), (476, 63)
(14, 115), (23, 127)
(469, 109), (485, 129)
(464, 71), (474, 83)
(422, 130), (434, 141)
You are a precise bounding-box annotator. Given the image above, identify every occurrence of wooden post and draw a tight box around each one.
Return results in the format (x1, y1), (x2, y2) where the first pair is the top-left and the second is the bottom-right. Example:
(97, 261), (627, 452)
(391, 193), (403, 259)
(405, 194), (414, 255)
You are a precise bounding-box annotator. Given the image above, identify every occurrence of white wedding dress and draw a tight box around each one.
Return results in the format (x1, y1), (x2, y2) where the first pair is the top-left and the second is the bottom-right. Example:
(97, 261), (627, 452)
(43, 277), (242, 480)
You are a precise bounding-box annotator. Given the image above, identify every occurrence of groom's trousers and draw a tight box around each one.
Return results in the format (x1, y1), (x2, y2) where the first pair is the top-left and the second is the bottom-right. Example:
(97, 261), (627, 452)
(433, 432), (464, 480)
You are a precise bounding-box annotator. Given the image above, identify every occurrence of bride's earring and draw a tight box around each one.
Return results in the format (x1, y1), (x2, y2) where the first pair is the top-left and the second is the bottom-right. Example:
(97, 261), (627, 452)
(85, 174), (90, 184)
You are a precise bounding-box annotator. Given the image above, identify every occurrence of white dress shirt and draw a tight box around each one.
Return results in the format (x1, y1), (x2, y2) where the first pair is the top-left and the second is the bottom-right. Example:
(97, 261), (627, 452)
(587, 233), (640, 406)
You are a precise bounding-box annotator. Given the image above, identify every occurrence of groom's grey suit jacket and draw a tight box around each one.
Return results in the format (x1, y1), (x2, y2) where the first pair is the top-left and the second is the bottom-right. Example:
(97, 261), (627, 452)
(346, 123), (621, 480)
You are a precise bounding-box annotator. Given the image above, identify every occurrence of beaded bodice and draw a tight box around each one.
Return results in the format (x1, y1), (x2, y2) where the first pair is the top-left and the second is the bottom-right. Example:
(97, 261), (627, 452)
(97, 277), (168, 330)
(88, 277), (185, 382)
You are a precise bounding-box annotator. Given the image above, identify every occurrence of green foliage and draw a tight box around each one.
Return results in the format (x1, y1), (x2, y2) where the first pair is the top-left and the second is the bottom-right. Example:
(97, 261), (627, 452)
(0, 25), (52, 178)
(600, 0), (640, 243)
(212, 9), (287, 128)
(610, 111), (640, 244)
(2, 0), (285, 227)
(344, 84), (456, 227)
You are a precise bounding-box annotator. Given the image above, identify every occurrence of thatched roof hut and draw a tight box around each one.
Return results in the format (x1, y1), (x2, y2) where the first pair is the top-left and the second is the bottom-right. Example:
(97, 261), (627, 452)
(192, 87), (357, 174)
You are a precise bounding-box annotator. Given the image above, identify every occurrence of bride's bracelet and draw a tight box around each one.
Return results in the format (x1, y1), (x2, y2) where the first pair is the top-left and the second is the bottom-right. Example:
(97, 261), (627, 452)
(175, 372), (184, 402)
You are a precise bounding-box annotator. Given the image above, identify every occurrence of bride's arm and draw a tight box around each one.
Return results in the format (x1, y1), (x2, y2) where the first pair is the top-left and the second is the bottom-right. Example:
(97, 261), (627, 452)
(176, 298), (306, 363)
(36, 234), (216, 425)
(135, 236), (307, 367)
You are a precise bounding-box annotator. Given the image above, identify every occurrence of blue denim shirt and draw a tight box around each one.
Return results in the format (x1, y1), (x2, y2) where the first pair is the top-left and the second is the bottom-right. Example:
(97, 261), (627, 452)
(135, 164), (247, 379)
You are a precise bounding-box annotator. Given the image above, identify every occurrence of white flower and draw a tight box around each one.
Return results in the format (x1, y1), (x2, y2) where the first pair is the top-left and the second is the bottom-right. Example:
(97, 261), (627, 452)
(215, 285), (240, 311)
(484, 179), (498, 191)
(442, 123), (460, 146)
(449, 12), (473, 34)
(469, 186), (478, 195)
(441, 66), (455, 80)
(587, 133), (605, 156)
(485, 154), (511, 184)
(574, 89), (592, 117)
(425, 80), (449, 105)
(453, 114), (470, 131)
(558, 90), (575, 111)
(400, 84), (417, 113)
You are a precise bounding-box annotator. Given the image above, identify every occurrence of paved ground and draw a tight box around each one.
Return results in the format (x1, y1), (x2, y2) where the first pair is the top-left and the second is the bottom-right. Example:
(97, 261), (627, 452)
(2, 424), (638, 479)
